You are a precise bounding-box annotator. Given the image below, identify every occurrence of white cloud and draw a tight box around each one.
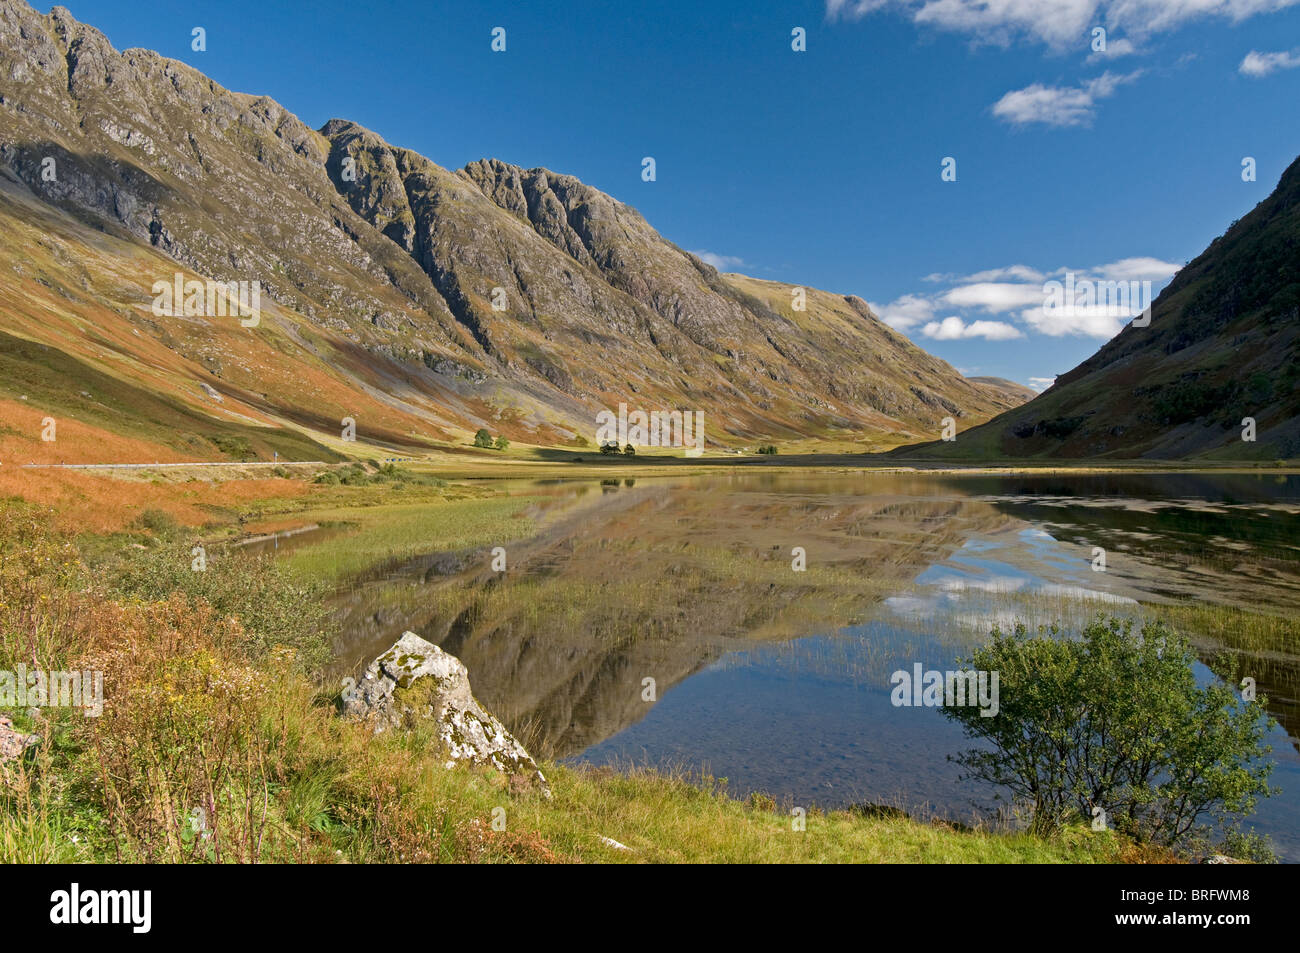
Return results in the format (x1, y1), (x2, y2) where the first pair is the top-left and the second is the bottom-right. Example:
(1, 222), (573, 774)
(992, 70), (1142, 127)
(826, 1), (1300, 50)
(1021, 303), (1129, 337)
(868, 293), (936, 330)
(1088, 256), (1181, 282)
(964, 264), (1047, 283)
(928, 264), (1046, 283)
(883, 256), (1181, 342)
(1088, 36), (1139, 60)
(922, 316), (1023, 340)
(942, 282), (1046, 313)
(1240, 48), (1300, 76)
(1022, 266), (1176, 337)
(690, 250), (745, 271)
(1028, 376), (1057, 391)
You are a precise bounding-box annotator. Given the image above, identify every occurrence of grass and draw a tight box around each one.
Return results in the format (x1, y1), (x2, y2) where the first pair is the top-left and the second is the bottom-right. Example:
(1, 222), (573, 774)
(280, 494), (540, 583)
(1151, 602), (1300, 656)
(0, 499), (1172, 863)
(336, 758), (1151, 864)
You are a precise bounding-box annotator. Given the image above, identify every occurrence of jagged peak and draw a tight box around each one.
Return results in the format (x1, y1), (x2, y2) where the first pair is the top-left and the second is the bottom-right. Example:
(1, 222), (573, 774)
(320, 117), (367, 138)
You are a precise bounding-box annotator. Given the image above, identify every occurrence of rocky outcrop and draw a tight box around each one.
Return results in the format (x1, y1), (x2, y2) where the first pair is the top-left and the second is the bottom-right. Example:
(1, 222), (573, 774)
(0, 0), (1029, 451)
(343, 632), (551, 797)
(0, 714), (37, 764)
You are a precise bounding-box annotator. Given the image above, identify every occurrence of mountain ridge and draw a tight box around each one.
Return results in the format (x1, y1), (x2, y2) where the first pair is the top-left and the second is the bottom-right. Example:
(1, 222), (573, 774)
(0, 0), (1027, 462)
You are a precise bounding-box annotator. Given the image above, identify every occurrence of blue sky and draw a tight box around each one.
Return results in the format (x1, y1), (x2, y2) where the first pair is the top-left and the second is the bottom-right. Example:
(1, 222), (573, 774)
(56, 0), (1300, 389)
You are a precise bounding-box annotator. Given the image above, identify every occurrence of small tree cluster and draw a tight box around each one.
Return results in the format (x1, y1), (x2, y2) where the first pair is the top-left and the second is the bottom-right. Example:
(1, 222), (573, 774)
(473, 428), (508, 450)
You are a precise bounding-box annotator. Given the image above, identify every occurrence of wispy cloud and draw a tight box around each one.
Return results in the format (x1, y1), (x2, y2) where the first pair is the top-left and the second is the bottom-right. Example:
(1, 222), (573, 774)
(1028, 376), (1057, 391)
(1022, 257), (1181, 336)
(690, 250), (746, 271)
(1022, 303), (1130, 337)
(992, 70), (1142, 127)
(825, 1), (1299, 51)
(1087, 36), (1138, 61)
(1240, 48), (1300, 76)
(925, 264), (1046, 284)
(1089, 256), (1181, 282)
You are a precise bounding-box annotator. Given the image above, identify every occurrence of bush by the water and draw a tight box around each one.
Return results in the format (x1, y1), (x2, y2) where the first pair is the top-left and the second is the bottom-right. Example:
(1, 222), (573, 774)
(312, 462), (445, 489)
(106, 542), (334, 673)
(942, 615), (1276, 854)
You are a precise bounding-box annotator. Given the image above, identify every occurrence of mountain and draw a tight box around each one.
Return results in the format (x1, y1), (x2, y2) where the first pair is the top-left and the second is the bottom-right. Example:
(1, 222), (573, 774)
(967, 377), (1038, 405)
(0, 0), (1024, 463)
(896, 155), (1300, 461)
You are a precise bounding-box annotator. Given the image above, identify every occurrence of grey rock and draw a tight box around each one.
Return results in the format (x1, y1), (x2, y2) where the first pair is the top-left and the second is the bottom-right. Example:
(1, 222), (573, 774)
(342, 632), (551, 797)
(0, 714), (38, 763)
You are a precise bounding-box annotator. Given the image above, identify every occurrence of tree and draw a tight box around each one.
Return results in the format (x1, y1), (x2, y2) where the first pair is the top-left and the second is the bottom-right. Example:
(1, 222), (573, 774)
(473, 428), (493, 448)
(599, 442), (618, 455)
(622, 444), (636, 456)
(494, 435), (509, 450)
(942, 616), (1275, 847)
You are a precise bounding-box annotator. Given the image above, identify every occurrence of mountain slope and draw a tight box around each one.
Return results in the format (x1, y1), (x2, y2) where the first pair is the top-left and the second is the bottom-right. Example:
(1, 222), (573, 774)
(896, 155), (1300, 461)
(0, 0), (1024, 459)
(967, 377), (1038, 404)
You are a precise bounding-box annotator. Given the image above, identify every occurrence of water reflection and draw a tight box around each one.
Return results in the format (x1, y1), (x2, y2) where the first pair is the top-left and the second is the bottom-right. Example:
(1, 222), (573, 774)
(319, 471), (1300, 857)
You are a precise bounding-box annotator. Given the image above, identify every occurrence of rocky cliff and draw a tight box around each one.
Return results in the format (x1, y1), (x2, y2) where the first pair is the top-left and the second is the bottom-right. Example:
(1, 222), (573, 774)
(0, 1), (1025, 457)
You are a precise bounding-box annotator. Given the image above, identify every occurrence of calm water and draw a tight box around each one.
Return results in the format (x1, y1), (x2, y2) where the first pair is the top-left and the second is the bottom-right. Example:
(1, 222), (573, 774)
(319, 471), (1300, 859)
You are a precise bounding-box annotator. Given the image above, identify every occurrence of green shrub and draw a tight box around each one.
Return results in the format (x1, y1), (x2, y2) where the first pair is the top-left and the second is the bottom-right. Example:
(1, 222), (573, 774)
(338, 463), (371, 486)
(943, 615), (1275, 849)
(133, 508), (179, 537)
(106, 544), (334, 673)
(1153, 378), (1236, 426)
(1040, 416), (1084, 439)
(1216, 828), (1278, 864)
(209, 434), (253, 460)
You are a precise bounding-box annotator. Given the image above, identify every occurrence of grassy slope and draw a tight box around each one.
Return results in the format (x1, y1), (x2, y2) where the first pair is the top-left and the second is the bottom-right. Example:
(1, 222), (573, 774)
(894, 155), (1300, 462)
(722, 274), (1030, 448)
(0, 174), (481, 463)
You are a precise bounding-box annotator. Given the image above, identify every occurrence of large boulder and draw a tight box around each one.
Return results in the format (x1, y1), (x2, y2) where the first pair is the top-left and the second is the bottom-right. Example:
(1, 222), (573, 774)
(343, 632), (550, 797)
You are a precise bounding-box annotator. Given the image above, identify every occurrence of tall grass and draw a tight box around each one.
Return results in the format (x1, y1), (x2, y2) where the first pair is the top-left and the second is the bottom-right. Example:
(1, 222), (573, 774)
(0, 500), (1155, 863)
(282, 496), (539, 583)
